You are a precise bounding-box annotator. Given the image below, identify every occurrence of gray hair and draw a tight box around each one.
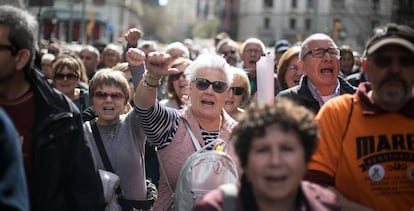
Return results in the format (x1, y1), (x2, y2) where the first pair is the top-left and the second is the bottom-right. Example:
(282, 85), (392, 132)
(184, 53), (233, 86)
(0, 5), (38, 71)
(299, 33), (336, 60)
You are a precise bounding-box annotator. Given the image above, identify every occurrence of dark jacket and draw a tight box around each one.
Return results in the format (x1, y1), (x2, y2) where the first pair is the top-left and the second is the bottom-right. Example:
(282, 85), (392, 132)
(277, 76), (356, 114)
(27, 67), (105, 211)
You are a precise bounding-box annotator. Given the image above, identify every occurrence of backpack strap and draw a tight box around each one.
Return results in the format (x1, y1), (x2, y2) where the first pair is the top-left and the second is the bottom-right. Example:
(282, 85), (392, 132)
(219, 183), (238, 211)
(182, 118), (202, 151)
(341, 96), (354, 142)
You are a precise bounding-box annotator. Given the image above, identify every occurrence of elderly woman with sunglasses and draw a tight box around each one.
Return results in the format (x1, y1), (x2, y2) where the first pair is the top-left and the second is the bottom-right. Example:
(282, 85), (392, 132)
(159, 57), (192, 109)
(133, 53), (237, 211)
(224, 67), (251, 121)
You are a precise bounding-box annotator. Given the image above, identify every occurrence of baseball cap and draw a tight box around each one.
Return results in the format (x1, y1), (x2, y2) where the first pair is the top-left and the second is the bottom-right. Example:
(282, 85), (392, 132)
(365, 23), (414, 55)
(275, 39), (291, 53)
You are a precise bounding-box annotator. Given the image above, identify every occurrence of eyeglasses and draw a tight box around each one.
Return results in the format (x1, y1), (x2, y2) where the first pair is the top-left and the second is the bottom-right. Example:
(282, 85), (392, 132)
(220, 49), (236, 57)
(193, 78), (228, 93)
(170, 73), (184, 81)
(244, 48), (262, 55)
(229, 87), (245, 96)
(287, 65), (299, 72)
(54, 73), (79, 81)
(0, 44), (17, 55)
(93, 91), (125, 100)
(302, 48), (340, 59)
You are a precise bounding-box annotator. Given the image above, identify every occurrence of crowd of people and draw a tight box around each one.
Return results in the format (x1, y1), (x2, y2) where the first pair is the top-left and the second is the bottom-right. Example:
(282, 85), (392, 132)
(0, 3), (413, 211)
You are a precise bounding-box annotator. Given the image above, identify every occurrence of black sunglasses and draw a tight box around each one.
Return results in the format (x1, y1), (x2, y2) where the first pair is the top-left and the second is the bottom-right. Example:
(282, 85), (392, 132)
(54, 73), (78, 81)
(170, 72), (184, 81)
(221, 49), (236, 57)
(229, 87), (245, 95)
(193, 78), (228, 93)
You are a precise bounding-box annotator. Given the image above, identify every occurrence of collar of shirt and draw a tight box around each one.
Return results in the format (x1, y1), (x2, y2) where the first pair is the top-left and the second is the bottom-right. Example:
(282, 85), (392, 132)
(307, 78), (340, 107)
(357, 82), (414, 118)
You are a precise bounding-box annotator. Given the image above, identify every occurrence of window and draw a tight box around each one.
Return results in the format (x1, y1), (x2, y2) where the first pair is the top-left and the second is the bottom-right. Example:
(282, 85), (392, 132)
(290, 18), (296, 30)
(305, 18), (312, 30)
(291, 0), (297, 8)
(332, 0), (344, 9)
(264, 0), (273, 8)
(264, 17), (270, 29)
(373, 0), (380, 11)
(307, 0), (314, 8)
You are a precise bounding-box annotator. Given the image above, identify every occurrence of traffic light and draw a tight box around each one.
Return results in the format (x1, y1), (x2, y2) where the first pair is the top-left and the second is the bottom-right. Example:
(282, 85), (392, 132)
(333, 19), (341, 42)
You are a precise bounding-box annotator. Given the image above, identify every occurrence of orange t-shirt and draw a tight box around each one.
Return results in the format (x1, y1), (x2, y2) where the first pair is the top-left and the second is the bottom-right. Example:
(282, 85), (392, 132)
(308, 94), (414, 211)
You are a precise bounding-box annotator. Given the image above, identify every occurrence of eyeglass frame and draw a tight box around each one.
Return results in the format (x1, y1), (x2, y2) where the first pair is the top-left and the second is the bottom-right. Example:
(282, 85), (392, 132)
(229, 86), (245, 96)
(93, 91), (126, 100)
(193, 78), (228, 93)
(301, 47), (340, 60)
(220, 49), (237, 57)
(53, 73), (79, 81)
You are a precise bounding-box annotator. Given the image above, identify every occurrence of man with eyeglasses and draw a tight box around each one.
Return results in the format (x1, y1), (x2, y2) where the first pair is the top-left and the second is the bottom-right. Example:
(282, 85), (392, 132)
(240, 37), (280, 104)
(0, 5), (105, 211)
(277, 33), (355, 114)
(306, 23), (414, 211)
(216, 38), (240, 67)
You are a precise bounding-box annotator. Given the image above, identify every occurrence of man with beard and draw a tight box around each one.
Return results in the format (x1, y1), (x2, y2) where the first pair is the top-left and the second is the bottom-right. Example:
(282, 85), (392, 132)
(277, 33), (355, 114)
(305, 23), (414, 211)
(240, 38), (279, 104)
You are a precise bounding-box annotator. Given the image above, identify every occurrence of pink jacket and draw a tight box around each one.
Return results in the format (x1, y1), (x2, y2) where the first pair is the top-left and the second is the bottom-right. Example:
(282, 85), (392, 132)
(154, 107), (238, 211)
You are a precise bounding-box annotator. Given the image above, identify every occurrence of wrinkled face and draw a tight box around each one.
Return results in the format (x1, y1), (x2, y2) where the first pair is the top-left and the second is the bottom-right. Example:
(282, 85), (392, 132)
(53, 66), (79, 96)
(101, 49), (120, 68)
(189, 68), (228, 120)
(245, 125), (306, 203)
(224, 79), (245, 115)
(218, 43), (238, 66)
(172, 63), (189, 99)
(284, 56), (302, 88)
(340, 52), (354, 75)
(241, 43), (263, 76)
(92, 85), (126, 125)
(364, 45), (414, 110)
(80, 50), (99, 74)
(300, 39), (339, 88)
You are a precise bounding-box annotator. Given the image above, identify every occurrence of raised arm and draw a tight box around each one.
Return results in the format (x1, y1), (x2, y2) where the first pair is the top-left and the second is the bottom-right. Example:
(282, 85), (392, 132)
(134, 52), (179, 109)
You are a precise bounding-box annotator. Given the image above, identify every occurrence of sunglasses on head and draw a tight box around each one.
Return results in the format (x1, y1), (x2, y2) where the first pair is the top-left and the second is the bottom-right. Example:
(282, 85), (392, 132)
(170, 72), (184, 81)
(193, 78), (228, 93)
(54, 73), (78, 81)
(93, 91), (125, 100)
(229, 87), (245, 95)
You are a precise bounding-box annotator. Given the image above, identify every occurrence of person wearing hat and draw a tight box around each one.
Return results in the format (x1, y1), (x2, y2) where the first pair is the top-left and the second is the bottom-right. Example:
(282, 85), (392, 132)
(305, 23), (414, 211)
(274, 39), (291, 68)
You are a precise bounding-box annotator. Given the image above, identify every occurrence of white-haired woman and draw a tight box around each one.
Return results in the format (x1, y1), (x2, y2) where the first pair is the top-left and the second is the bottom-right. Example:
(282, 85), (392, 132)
(133, 53), (238, 211)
